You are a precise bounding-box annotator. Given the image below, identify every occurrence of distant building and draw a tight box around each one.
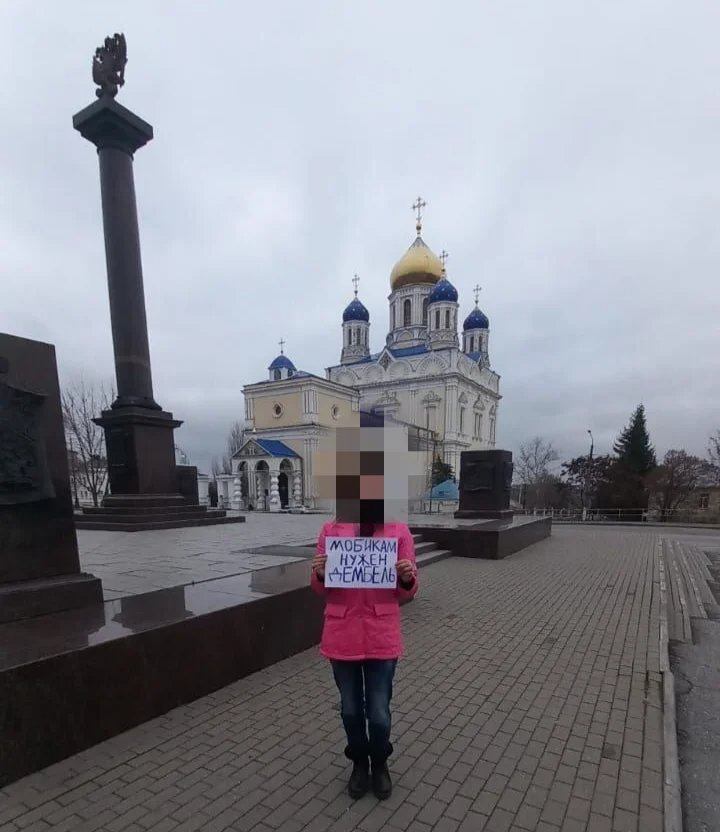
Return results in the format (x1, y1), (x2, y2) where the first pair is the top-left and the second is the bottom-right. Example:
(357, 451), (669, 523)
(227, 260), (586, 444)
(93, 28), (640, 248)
(649, 476), (720, 522)
(212, 350), (360, 512)
(67, 450), (108, 507)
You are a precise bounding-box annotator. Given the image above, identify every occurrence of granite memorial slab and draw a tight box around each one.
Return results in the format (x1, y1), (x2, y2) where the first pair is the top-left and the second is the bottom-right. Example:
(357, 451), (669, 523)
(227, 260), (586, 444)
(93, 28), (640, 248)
(455, 449), (515, 521)
(0, 333), (102, 622)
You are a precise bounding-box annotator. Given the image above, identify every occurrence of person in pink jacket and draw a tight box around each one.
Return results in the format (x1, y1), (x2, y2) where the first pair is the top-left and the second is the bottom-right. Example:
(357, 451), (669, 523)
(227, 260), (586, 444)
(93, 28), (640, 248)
(311, 460), (418, 800)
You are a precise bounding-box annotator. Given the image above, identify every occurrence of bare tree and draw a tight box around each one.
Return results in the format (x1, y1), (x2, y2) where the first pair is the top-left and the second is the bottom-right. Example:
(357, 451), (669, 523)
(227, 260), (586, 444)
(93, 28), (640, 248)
(515, 437), (560, 508)
(61, 378), (113, 507)
(227, 420), (244, 456)
(214, 420), (245, 475)
(708, 430), (720, 483)
(647, 449), (708, 517)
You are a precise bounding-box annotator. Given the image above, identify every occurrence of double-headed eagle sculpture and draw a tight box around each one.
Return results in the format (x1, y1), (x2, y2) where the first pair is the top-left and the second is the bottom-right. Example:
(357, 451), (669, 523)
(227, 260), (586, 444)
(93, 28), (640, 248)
(92, 33), (127, 98)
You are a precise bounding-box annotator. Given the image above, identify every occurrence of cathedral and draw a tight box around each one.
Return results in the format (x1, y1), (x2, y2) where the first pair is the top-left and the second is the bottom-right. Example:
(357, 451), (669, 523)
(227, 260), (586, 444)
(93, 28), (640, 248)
(327, 200), (501, 477)
(210, 200), (501, 512)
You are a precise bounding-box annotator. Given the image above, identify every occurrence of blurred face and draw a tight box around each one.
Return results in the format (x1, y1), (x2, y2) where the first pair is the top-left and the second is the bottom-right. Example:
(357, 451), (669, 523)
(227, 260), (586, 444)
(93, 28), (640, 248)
(360, 474), (384, 500)
(334, 450), (385, 523)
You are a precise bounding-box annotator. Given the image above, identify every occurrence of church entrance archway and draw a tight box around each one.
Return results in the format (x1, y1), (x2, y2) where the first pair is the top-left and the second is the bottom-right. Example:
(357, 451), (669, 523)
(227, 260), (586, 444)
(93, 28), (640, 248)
(278, 473), (289, 508)
(279, 459), (294, 509)
(255, 461), (270, 511)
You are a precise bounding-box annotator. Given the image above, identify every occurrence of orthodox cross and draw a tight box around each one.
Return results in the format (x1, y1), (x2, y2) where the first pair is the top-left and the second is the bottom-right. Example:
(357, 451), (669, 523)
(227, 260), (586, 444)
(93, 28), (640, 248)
(439, 250), (449, 271)
(278, 338), (285, 354)
(412, 195), (426, 233)
(473, 284), (482, 305)
(352, 274), (360, 297)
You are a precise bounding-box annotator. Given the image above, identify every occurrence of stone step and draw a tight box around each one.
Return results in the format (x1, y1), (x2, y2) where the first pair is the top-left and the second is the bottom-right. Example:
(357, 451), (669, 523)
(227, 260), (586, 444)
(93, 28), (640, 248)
(663, 539), (692, 643)
(414, 540), (440, 556)
(81, 504), (213, 516)
(687, 546), (720, 615)
(416, 549), (452, 568)
(671, 540), (706, 622)
(98, 495), (188, 508)
(75, 515), (246, 532)
(662, 538), (720, 643)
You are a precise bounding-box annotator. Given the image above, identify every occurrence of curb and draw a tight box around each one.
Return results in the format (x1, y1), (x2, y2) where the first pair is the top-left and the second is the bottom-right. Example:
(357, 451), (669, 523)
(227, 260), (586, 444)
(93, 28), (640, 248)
(657, 540), (684, 832)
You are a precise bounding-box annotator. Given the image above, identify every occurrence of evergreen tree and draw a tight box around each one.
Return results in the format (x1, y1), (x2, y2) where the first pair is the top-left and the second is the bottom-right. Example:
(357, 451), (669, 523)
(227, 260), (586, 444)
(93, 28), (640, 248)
(605, 404), (657, 517)
(613, 404), (656, 474)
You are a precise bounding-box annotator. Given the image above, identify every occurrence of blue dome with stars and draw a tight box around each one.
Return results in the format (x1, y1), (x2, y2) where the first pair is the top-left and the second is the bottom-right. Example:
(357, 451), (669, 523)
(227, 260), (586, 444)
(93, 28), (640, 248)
(428, 277), (458, 304)
(268, 354), (296, 371)
(463, 307), (489, 330)
(342, 297), (370, 322)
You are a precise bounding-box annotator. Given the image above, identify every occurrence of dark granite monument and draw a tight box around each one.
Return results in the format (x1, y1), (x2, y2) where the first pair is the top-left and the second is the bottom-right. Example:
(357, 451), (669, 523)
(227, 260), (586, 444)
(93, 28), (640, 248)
(0, 334), (103, 622)
(455, 449), (514, 520)
(71, 33), (241, 531)
(409, 450), (552, 560)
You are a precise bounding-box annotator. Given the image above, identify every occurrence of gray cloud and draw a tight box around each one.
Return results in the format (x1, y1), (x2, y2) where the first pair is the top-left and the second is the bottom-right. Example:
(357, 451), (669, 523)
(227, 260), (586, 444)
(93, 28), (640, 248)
(1, 1), (718, 472)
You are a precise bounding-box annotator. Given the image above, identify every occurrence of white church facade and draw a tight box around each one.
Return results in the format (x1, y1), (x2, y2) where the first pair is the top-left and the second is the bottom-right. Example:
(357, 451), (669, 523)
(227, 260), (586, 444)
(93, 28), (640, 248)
(327, 200), (501, 478)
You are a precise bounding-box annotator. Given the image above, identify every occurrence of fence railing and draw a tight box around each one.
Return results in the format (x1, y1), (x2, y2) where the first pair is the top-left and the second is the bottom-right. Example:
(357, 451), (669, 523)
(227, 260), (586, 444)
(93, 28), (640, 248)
(515, 507), (720, 524)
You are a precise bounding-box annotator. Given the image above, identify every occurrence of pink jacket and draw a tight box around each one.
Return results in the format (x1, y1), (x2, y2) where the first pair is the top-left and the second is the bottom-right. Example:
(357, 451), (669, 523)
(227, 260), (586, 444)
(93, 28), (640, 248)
(311, 521), (418, 661)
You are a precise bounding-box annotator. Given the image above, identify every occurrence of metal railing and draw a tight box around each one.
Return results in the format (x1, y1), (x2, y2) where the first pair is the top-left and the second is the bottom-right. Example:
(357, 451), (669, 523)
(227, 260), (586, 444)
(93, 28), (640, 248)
(515, 507), (720, 524)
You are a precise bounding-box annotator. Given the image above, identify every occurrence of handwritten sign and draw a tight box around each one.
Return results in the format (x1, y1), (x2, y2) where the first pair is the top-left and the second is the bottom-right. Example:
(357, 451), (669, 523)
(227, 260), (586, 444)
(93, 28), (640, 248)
(325, 537), (398, 589)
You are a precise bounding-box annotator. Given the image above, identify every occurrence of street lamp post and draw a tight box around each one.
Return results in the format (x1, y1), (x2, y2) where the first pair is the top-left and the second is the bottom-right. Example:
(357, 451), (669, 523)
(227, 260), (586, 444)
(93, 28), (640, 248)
(583, 430), (594, 520)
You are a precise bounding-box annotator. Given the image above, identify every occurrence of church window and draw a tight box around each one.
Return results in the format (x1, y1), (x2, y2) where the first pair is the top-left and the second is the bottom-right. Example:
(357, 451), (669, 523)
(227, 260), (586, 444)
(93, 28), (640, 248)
(403, 299), (411, 327)
(474, 413), (480, 438)
(445, 310), (451, 329)
(391, 304), (396, 329)
(331, 405), (340, 420)
(273, 369), (281, 381)
(470, 336), (475, 352)
(459, 408), (465, 434)
(435, 310), (440, 330)
(422, 298), (428, 325)
(699, 493), (710, 509)
(272, 403), (283, 418)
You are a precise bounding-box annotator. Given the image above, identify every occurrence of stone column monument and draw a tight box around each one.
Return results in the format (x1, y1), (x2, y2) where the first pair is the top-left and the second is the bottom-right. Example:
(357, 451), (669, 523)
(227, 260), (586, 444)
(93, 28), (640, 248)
(73, 34), (181, 505)
(72, 34), (241, 530)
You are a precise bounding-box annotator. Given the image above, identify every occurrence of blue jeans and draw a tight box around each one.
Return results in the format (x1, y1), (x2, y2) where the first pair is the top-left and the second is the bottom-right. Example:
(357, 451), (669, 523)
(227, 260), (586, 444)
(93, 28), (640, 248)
(331, 659), (397, 763)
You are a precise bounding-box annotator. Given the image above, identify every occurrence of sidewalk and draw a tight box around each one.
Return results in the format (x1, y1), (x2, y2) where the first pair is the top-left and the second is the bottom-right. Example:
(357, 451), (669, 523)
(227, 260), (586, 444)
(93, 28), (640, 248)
(0, 527), (665, 832)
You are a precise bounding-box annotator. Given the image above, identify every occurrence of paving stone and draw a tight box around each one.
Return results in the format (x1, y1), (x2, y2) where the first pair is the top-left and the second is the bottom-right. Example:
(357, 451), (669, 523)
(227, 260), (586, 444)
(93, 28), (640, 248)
(1, 528), (671, 832)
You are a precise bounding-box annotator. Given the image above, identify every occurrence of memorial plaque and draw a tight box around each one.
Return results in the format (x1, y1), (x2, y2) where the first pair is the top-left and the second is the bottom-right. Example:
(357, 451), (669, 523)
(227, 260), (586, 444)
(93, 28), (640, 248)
(0, 380), (54, 504)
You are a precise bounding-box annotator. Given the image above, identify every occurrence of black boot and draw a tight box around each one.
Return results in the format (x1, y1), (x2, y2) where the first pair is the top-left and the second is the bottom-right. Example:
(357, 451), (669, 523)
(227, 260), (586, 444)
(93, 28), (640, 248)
(348, 759), (370, 799)
(371, 760), (392, 800)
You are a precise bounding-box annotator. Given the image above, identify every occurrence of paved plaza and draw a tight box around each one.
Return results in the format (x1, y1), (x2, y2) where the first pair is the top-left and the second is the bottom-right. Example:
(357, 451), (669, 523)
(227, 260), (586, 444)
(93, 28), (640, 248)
(79, 514), (329, 600)
(1, 525), (692, 832)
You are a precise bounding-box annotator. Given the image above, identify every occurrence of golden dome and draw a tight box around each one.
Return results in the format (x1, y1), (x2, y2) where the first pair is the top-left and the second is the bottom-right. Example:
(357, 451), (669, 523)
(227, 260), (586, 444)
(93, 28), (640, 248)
(390, 233), (444, 290)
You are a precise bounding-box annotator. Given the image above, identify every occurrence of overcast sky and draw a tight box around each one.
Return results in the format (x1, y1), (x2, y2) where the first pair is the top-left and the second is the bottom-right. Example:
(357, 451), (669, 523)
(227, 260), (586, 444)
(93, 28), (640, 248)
(1, 1), (718, 473)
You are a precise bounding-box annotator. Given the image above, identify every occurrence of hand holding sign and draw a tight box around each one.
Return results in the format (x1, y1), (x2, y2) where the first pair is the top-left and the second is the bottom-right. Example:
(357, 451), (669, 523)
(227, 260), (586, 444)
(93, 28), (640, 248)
(396, 559), (415, 585)
(312, 553), (327, 580)
(325, 537), (398, 589)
